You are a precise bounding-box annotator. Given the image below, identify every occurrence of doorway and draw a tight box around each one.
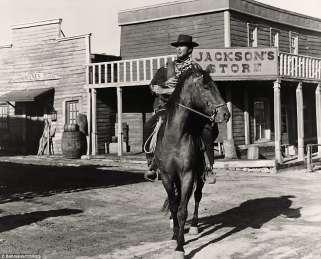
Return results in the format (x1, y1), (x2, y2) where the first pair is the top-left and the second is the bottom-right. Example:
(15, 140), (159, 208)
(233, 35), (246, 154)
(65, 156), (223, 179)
(253, 98), (271, 142)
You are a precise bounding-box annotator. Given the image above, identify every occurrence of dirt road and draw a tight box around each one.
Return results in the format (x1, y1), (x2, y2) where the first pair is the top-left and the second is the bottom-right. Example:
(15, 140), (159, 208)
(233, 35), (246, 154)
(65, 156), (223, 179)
(1, 161), (321, 258)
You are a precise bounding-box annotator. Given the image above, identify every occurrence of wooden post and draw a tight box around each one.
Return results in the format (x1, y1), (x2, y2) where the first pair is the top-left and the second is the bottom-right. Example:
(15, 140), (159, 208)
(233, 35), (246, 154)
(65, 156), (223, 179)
(306, 144), (312, 172)
(47, 119), (50, 155)
(87, 88), (92, 156)
(224, 86), (237, 159)
(296, 82), (304, 161)
(273, 79), (282, 163)
(226, 86), (233, 140)
(224, 10), (231, 48)
(315, 83), (321, 157)
(243, 88), (250, 145)
(117, 86), (123, 156)
(91, 88), (97, 155)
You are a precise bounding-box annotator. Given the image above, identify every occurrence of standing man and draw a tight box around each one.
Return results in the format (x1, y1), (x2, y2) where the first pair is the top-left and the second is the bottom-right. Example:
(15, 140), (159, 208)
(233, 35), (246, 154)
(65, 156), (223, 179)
(143, 34), (218, 183)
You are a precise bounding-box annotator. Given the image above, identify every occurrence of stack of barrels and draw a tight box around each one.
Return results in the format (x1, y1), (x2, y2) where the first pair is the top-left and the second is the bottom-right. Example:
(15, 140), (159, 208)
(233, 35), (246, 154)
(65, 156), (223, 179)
(61, 113), (88, 159)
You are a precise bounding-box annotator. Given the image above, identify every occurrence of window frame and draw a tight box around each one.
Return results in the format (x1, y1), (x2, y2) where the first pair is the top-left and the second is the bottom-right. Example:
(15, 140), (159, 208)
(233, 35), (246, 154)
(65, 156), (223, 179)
(247, 23), (258, 47)
(270, 28), (280, 48)
(289, 31), (299, 55)
(0, 103), (9, 130)
(65, 99), (79, 125)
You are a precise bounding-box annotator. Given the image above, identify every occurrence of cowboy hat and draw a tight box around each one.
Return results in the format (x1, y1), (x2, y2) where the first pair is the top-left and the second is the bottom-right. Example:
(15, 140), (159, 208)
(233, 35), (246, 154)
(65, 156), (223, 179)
(170, 34), (199, 47)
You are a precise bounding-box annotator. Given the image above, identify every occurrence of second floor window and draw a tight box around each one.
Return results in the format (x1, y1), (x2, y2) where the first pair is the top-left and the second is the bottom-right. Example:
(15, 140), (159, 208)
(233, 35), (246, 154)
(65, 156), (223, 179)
(290, 32), (299, 54)
(66, 100), (79, 125)
(248, 24), (258, 47)
(270, 28), (279, 48)
(0, 104), (9, 129)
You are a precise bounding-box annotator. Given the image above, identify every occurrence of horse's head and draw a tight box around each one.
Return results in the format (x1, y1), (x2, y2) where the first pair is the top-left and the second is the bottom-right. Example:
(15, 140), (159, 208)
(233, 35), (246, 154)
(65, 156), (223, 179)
(183, 71), (230, 123)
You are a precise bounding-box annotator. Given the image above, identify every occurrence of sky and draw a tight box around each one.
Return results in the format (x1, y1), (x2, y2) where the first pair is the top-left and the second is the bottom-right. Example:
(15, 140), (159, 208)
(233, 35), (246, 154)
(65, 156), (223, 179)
(0, 0), (321, 56)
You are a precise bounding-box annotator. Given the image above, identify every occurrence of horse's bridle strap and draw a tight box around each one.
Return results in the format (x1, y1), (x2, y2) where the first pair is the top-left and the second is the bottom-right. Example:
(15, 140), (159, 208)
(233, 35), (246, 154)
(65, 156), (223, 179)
(177, 103), (226, 122)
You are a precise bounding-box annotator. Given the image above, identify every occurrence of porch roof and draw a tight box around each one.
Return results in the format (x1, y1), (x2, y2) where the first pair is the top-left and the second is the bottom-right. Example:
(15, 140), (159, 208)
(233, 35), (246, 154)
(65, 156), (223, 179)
(0, 87), (54, 102)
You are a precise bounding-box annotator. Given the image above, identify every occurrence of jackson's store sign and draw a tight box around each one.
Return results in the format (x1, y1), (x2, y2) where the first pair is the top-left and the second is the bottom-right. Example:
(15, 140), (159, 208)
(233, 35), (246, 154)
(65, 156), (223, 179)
(192, 48), (278, 80)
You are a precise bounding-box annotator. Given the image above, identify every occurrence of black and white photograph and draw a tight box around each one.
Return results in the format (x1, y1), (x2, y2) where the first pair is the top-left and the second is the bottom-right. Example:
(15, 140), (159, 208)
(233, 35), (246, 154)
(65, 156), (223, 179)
(0, 0), (321, 258)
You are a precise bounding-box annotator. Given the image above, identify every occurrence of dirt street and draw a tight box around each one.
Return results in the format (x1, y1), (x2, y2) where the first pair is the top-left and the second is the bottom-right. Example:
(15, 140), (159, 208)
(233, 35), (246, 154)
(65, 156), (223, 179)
(0, 161), (321, 258)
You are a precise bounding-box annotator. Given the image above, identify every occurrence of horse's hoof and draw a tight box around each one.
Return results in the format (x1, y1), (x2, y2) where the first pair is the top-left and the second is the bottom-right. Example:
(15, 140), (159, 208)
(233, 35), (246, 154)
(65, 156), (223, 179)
(169, 219), (174, 229)
(188, 226), (199, 235)
(173, 251), (185, 259)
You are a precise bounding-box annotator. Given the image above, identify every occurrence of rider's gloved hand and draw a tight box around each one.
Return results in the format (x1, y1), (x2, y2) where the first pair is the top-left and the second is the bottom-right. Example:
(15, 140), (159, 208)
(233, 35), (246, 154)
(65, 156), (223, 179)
(165, 77), (178, 88)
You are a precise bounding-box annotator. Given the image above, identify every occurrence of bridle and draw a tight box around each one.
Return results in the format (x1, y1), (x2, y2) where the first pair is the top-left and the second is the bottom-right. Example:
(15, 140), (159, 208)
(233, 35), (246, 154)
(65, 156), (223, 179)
(176, 102), (227, 122)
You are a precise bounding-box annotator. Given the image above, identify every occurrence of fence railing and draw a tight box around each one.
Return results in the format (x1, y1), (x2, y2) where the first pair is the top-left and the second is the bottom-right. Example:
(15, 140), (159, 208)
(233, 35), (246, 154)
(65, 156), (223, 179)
(86, 55), (176, 87)
(279, 52), (321, 80)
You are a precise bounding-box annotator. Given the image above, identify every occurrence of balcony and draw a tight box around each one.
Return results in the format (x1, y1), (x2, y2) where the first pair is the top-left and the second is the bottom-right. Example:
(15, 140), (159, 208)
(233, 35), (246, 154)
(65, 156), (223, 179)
(86, 55), (176, 88)
(279, 52), (321, 80)
(86, 51), (321, 88)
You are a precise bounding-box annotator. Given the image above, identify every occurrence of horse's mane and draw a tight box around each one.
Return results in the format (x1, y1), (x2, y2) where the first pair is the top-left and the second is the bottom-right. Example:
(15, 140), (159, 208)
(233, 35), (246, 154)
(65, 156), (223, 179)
(165, 66), (206, 118)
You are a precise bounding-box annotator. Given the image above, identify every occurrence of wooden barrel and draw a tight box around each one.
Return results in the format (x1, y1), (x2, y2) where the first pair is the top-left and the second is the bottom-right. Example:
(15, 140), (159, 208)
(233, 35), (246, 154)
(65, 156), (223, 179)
(64, 124), (79, 132)
(76, 113), (88, 135)
(61, 124), (84, 159)
(247, 145), (259, 160)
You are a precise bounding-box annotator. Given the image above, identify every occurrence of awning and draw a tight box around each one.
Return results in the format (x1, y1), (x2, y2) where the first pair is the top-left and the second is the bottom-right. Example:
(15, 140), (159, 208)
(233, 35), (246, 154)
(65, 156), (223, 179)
(0, 87), (54, 102)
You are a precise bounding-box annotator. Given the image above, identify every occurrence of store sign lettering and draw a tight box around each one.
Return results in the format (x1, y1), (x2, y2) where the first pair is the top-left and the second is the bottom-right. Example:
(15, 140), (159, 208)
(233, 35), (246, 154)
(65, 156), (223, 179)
(192, 48), (278, 79)
(10, 72), (61, 83)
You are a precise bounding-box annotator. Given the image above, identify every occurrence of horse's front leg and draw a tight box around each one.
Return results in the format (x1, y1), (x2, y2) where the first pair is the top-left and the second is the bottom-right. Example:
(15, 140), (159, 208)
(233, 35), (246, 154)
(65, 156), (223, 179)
(161, 175), (179, 241)
(189, 172), (204, 235)
(176, 173), (194, 254)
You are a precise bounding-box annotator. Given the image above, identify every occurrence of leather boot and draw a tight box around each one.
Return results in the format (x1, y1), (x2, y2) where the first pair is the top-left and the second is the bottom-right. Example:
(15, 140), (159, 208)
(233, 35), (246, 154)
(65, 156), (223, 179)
(144, 170), (157, 182)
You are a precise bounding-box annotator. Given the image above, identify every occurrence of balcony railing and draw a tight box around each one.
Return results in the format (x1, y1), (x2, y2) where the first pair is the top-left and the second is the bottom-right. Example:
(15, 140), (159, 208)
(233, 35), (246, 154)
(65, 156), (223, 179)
(86, 52), (321, 87)
(86, 55), (176, 87)
(279, 52), (321, 80)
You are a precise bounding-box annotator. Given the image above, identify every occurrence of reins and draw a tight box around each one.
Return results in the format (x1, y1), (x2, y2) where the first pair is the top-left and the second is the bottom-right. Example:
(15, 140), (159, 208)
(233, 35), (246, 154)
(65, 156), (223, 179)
(176, 103), (226, 122)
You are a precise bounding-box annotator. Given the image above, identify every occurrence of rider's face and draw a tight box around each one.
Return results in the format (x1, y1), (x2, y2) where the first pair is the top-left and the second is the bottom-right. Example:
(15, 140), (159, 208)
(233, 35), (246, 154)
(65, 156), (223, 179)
(176, 45), (193, 60)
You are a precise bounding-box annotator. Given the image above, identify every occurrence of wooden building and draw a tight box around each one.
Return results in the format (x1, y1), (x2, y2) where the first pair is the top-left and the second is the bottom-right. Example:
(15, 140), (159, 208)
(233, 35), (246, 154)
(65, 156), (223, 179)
(86, 0), (321, 163)
(0, 19), (119, 155)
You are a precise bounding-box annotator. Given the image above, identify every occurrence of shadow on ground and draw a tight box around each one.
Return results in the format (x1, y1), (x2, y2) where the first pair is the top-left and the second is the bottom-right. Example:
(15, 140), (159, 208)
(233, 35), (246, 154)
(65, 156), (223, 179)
(0, 162), (145, 204)
(186, 195), (301, 258)
(0, 208), (83, 233)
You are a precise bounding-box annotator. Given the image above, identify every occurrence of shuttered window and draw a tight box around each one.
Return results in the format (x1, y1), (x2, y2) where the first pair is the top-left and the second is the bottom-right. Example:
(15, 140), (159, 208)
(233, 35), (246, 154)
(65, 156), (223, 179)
(65, 100), (79, 125)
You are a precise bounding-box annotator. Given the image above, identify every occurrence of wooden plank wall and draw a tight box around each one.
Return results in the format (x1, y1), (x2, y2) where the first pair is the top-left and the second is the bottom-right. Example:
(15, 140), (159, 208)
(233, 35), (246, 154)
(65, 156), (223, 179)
(0, 22), (88, 154)
(120, 12), (225, 59)
(231, 86), (245, 146)
(230, 11), (321, 57)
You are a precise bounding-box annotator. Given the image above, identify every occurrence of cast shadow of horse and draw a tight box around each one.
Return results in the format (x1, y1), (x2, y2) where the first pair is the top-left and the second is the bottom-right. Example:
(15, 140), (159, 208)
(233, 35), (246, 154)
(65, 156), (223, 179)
(186, 195), (301, 258)
(0, 162), (145, 204)
(0, 208), (82, 233)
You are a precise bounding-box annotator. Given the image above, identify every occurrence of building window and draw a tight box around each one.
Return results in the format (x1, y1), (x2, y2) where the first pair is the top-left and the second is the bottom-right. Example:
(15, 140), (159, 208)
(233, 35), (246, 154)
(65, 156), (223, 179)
(290, 32), (299, 54)
(248, 23), (258, 47)
(0, 104), (9, 129)
(270, 28), (279, 48)
(65, 100), (79, 125)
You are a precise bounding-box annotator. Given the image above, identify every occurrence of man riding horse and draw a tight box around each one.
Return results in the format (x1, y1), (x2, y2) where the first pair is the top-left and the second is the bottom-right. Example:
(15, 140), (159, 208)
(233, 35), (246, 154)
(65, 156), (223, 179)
(143, 34), (220, 183)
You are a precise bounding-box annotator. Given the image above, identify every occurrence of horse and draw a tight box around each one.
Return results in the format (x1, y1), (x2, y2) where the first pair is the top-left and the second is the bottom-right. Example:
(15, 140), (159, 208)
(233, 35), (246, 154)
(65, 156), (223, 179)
(154, 67), (230, 258)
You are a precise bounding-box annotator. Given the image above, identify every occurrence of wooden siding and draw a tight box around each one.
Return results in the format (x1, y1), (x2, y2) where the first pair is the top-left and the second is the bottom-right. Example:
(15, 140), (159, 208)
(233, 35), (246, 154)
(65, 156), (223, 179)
(119, 0), (321, 34)
(230, 11), (321, 57)
(0, 22), (89, 154)
(12, 21), (61, 46)
(120, 12), (225, 59)
(231, 86), (245, 146)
